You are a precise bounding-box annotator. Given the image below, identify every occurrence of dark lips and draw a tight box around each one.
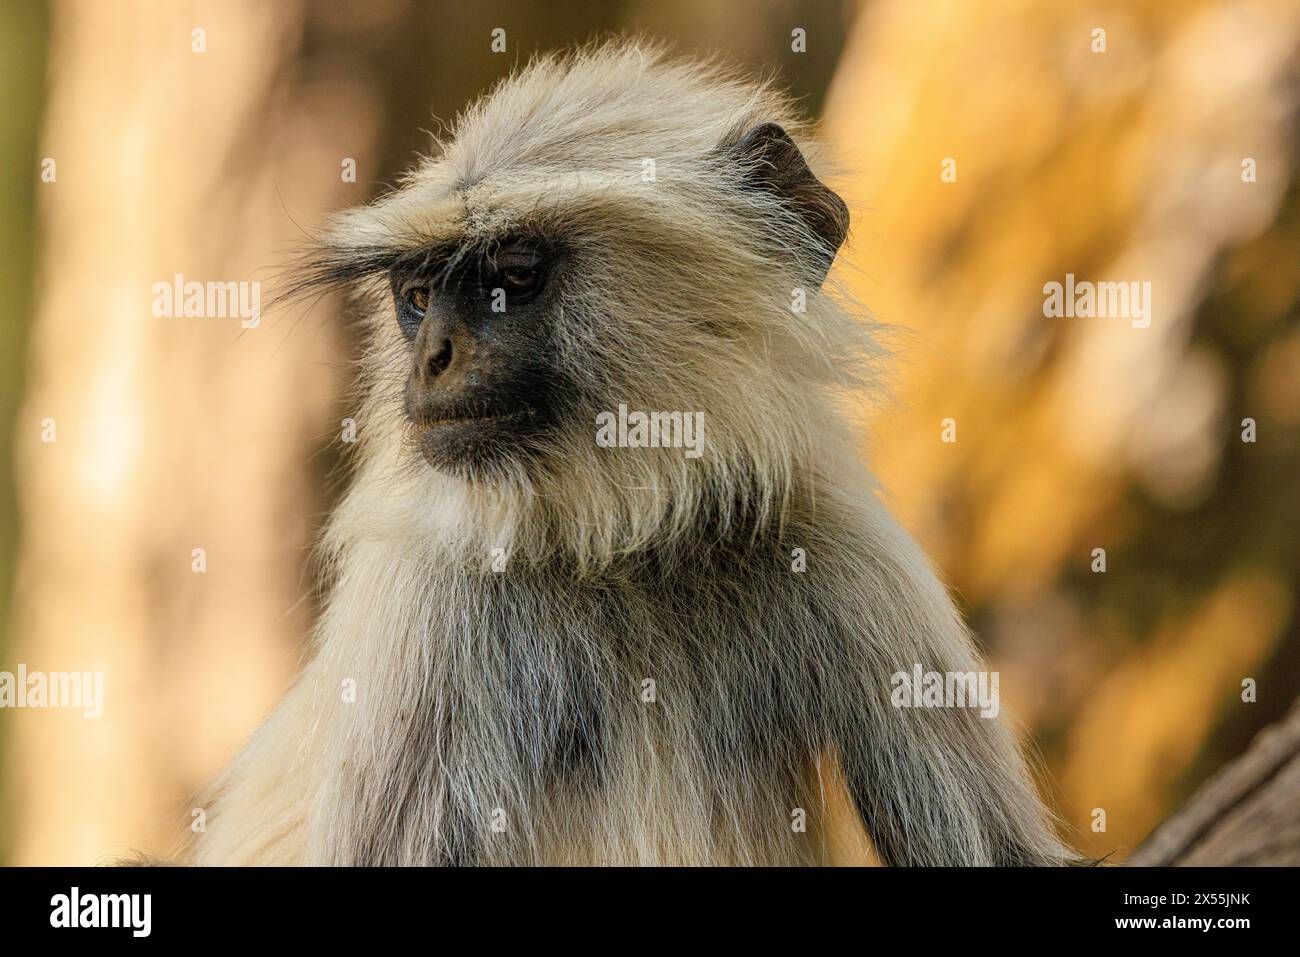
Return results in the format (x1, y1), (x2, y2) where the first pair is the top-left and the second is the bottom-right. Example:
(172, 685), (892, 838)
(411, 405), (545, 472)
(417, 406), (536, 432)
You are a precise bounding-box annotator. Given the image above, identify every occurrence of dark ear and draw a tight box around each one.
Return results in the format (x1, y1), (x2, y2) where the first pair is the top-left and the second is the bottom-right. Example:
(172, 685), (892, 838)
(732, 122), (849, 284)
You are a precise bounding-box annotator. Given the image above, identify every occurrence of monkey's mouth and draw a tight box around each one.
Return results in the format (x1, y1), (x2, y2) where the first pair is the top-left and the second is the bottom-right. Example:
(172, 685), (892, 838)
(419, 407), (536, 429)
(410, 404), (544, 474)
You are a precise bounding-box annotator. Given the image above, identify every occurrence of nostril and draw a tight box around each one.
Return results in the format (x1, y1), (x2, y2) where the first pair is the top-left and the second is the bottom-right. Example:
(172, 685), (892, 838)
(426, 339), (453, 378)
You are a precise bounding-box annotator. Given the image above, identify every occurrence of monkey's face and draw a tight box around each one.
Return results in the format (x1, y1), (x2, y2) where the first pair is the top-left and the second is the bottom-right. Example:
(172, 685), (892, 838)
(387, 238), (566, 474)
(294, 46), (878, 560)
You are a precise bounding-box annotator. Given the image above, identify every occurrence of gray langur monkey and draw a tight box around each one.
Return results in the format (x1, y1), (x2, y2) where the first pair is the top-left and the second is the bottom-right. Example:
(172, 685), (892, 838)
(193, 42), (1072, 866)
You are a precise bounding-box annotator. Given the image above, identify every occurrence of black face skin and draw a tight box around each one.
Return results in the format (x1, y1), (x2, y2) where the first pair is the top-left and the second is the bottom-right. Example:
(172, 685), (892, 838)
(391, 239), (563, 476)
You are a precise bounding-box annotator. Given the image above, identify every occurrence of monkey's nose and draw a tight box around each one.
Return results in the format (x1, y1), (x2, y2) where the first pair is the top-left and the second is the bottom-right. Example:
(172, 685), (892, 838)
(425, 338), (453, 380)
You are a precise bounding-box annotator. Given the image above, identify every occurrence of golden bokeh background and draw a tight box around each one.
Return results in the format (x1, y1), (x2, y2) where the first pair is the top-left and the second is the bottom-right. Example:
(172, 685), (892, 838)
(0, 0), (1296, 864)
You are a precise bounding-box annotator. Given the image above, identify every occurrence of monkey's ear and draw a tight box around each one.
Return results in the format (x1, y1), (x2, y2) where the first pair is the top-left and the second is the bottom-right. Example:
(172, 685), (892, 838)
(731, 122), (849, 284)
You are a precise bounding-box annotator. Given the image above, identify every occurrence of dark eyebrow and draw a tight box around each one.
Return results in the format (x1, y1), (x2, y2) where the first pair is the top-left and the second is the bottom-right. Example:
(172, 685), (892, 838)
(275, 232), (544, 308)
(390, 241), (468, 286)
(390, 236), (545, 291)
(274, 242), (408, 308)
(275, 235), (479, 308)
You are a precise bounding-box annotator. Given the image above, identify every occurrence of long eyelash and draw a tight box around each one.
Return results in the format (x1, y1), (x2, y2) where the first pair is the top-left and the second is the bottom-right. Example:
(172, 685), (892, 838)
(273, 234), (511, 312)
(272, 244), (406, 309)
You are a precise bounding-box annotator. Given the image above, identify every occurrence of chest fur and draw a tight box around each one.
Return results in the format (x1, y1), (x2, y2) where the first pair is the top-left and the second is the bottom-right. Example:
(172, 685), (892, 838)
(315, 547), (858, 865)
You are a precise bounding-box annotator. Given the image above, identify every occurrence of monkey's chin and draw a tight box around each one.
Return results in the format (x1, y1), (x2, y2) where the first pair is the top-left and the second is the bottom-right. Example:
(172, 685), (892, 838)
(413, 410), (540, 479)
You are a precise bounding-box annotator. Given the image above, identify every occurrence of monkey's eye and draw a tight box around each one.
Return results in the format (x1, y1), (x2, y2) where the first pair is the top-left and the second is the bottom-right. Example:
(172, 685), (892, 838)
(484, 246), (547, 305)
(487, 266), (543, 305)
(404, 287), (429, 318)
(391, 284), (430, 339)
(500, 266), (539, 296)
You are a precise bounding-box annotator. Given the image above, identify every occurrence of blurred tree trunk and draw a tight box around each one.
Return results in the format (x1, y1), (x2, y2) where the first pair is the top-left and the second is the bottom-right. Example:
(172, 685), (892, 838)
(0, 0), (48, 866)
(1128, 697), (1300, 865)
(4, 0), (357, 863)
(823, 0), (1300, 860)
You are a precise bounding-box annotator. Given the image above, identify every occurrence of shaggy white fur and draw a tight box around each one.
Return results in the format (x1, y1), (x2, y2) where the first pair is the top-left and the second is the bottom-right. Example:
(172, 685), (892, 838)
(193, 42), (1069, 866)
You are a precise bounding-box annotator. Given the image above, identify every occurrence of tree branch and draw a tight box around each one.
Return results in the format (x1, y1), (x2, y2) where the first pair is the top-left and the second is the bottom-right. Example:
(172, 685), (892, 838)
(1127, 698), (1300, 865)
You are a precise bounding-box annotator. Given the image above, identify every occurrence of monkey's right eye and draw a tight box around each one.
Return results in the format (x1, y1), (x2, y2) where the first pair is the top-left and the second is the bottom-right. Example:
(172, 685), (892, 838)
(404, 287), (429, 318)
(394, 285), (429, 338)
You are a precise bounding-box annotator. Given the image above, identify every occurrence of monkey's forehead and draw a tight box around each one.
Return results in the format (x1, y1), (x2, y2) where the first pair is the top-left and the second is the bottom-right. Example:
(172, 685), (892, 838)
(449, 43), (797, 173)
(335, 44), (814, 248)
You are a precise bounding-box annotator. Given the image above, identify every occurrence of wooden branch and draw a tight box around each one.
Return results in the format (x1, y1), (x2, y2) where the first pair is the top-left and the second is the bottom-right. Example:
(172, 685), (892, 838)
(1127, 698), (1300, 865)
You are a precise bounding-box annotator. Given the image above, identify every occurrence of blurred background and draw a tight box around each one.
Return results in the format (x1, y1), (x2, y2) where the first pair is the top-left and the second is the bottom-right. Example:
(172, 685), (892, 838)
(1, 0), (1297, 865)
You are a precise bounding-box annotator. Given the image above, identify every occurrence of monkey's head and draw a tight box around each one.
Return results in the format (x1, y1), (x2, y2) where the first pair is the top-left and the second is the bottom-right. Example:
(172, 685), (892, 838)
(299, 43), (881, 566)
